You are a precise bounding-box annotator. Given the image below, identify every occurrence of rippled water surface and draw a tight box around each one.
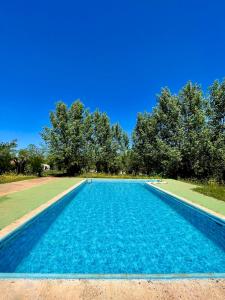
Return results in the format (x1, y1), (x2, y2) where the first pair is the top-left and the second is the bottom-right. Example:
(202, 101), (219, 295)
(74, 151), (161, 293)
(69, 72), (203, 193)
(0, 180), (225, 274)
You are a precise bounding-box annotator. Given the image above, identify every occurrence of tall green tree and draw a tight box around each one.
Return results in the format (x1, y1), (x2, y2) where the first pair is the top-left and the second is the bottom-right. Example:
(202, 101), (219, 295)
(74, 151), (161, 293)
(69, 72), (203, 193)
(42, 101), (129, 174)
(92, 111), (114, 172)
(132, 81), (225, 180)
(82, 110), (95, 171)
(14, 149), (29, 174)
(25, 144), (44, 176)
(67, 101), (87, 174)
(42, 101), (69, 172)
(154, 88), (182, 177)
(133, 88), (182, 177)
(209, 80), (225, 134)
(132, 112), (158, 174)
(41, 81), (224, 180)
(208, 80), (225, 181)
(0, 140), (17, 174)
(179, 82), (209, 178)
(42, 100), (87, 174)
(111, 123), (129, 173)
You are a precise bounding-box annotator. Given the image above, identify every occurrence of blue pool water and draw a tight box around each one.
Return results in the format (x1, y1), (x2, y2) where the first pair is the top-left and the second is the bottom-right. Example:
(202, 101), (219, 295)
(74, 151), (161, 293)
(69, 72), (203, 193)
(0, 180), (225, 276)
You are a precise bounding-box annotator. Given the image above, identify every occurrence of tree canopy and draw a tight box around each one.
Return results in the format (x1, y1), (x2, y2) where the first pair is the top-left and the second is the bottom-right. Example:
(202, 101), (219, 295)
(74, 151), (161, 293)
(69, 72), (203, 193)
(1, 79), (224, 181)
(132, 80), (225, 181)
(42, 100), (129, 175)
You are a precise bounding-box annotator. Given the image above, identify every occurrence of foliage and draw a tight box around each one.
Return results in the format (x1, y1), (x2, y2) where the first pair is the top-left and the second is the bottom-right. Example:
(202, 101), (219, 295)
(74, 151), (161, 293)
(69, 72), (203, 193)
(2, 79), (224, 182)
(0, 140), (17, 174)
(79, 172), (162, 179)
(42, 100), (129, 175)
(0, 173), (36, 184)
(193, 183), (225, 202)
(208, 80), (225, 181)
(24, 144), (45, 176)
(0, 141), (44, 177)
(132, 80), (225, 182)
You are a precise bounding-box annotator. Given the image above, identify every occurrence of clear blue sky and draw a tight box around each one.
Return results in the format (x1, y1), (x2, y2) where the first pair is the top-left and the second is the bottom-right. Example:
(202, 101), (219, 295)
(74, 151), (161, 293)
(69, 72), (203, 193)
(0, 0), (225, 148)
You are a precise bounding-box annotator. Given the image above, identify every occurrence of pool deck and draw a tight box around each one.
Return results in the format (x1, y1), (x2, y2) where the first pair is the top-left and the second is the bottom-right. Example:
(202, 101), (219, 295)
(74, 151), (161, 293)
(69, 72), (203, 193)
(0, 177), (83, 230)
(0, 179), (86, 239)
(155, 179), (225, 216)
(0, 176), (57, 196)
(147, 182), (225, 221)
(1, 278), (225, 299)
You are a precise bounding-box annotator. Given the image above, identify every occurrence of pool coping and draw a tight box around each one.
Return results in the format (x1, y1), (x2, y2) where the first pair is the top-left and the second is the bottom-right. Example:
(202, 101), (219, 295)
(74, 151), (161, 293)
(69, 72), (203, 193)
(1, 179), (225, 280)
(0, 179), (86, 241)
(1, 272), (225, 280)
(147, 182), (225, 222)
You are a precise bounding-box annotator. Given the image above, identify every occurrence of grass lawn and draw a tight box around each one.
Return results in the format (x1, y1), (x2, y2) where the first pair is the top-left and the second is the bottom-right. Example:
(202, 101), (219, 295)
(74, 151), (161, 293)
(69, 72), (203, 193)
(193, 184), (225, 202)
(160, 179), (225, 216)
(79, 172), (162, 179)
(0, 174), (37, 184)
(0, 177), (82, 230)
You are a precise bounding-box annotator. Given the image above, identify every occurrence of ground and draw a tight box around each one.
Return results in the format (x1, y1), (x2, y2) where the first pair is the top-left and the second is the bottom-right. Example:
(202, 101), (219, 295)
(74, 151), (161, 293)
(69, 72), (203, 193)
(194, 183), (225, 202)
(0, 176), (54, 197)
(158, 179), (225, 216)
(1, 279), (225, 300)
(0, 177), (82, 229)
(0, 174), (37, 184)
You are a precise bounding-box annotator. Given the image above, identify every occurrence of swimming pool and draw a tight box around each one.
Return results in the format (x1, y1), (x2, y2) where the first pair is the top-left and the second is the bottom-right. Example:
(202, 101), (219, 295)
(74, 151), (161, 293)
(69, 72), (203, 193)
(0, 179), (225, 278)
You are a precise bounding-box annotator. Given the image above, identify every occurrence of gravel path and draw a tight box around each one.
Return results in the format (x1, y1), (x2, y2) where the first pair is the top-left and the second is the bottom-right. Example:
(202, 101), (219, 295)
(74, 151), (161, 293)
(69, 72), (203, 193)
(1, 279), (225, 300)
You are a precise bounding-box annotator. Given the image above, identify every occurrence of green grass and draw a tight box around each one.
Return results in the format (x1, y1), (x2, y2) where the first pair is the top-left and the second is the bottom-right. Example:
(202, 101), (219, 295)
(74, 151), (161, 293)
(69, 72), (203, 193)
(193, 183), (225, 202)
(159, 179), (225, 216)
(43, 170), (66, 177)
(0, 174), (37, 184)
(80, 172), (162, 179)
(0, 177), (82, 230)
(45, 171), (162, 179)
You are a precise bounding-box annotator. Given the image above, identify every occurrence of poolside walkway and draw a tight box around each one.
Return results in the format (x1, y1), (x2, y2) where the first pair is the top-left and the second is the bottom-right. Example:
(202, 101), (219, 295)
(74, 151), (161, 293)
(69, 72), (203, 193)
(0, 177), (56, 197)
(1, 279), (225, 300)
(0, 177), (83, 230)
(157, 179), (225, 217)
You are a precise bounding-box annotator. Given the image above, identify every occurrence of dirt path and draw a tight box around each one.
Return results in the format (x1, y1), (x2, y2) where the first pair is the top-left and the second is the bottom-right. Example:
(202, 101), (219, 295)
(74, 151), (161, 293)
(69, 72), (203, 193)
(0, 177), (56, 196)
(1, 279), (225, 300)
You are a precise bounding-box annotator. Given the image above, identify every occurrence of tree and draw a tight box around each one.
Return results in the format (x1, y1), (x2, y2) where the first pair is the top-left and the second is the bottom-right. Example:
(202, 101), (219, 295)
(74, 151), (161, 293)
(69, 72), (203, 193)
(132, 112), (158, 174)
(67, 101), (87, 174)
(41, 81), (224, 180)
(42, 101), (129, 174)
(132, 81), (225, 180)
(209, 80), (225, 134)
(82, 110), (95, 172)
(42, 101), (69, 172)
(42, 100), (87, 175)
(14, 149), (29, 174)
(153, 88), (182, 177)
(0, 140), (17, 174)
(208, 80), (225, 181)
(179, 82), (210, 178)
(25, 144), (44, 176)
(110, 123), (129, 173)
(92, 111), (113, 172)
(132, 88), (183, 177)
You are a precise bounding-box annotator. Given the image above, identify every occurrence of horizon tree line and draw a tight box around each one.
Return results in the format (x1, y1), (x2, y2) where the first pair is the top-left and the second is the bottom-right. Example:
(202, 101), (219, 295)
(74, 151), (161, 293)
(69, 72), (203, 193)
(1, 79), (224, 182)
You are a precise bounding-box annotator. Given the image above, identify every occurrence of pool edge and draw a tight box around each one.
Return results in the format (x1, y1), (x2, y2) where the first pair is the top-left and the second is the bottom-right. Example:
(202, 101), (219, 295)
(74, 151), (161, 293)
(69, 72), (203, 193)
(0, 179), (87, 241)
(146, 183), (225, 223)
(1, 272), (225, 280)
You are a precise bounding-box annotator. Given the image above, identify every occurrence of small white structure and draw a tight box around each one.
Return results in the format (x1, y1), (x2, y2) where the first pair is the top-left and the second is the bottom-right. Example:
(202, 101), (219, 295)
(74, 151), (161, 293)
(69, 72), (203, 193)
(42, 164), (50, 171)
